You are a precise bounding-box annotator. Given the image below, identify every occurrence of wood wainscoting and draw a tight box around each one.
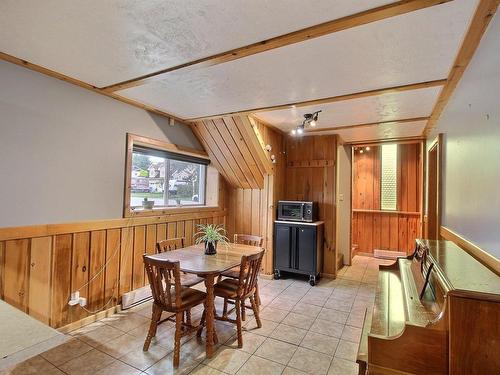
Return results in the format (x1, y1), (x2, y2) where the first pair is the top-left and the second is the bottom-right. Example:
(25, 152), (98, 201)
(284, 135), (337, 277)
(0, 208), (226, 329)
(352, 142), (422, 255)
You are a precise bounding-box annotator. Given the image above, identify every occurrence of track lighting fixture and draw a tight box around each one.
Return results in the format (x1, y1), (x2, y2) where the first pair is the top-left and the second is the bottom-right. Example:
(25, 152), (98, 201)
(290, 110), (322, 136)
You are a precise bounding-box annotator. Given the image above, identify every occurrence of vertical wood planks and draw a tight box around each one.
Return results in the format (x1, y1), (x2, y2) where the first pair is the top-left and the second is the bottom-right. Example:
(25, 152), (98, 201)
(29, 236), (52, 323)
(51, 234), (72, 328)
(119, 227), (134, 296)
(105, 229), (120, 307)
(71, 232), (90, 321)
(132, 226), (145, 290)
(4, 239), (30, 312)
(88, 230), (106, 312)
(0, 241), (5, 300)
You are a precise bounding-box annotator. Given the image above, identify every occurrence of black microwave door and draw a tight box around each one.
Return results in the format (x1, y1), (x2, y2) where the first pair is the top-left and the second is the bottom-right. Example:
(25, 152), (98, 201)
(280, 203), (303, 220)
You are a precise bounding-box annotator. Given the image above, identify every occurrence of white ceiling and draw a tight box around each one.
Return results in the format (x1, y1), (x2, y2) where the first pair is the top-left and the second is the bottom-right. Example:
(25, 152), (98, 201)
(0, 0), (392, 87)
(254, 86), (442, 132)
(116, 0), (476, 119)
(0, 0), (481, 142)
(311, 120), (428, 142)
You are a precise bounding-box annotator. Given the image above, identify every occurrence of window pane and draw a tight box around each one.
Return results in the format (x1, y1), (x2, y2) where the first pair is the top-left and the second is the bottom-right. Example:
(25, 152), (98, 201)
(381, 144), (398, 210)
(167, 159), (205, 206)
(131, 152), (166, 207)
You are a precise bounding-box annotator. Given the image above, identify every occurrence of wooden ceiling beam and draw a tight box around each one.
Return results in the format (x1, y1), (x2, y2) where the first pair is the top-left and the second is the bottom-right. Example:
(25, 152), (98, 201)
(423, 0), (498, 135)
(187, 79), (446, 122)
(102, 0), (453, 93)
(305, 116), (429, 134)
(0, 51), (185, 123)
(346, 136), (426, 146)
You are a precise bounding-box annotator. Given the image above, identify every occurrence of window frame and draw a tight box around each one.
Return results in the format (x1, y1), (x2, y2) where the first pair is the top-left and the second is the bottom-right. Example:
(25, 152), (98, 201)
(124, 133), (214, 218)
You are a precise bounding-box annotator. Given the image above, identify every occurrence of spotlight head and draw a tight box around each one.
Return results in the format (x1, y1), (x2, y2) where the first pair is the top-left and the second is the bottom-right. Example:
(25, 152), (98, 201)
(365, 146), (370, 151)
(291, 129), (296, 136)
(360, 149), (364, 154)
(310, 120), (316, 127)
(297, 127), (303, 135)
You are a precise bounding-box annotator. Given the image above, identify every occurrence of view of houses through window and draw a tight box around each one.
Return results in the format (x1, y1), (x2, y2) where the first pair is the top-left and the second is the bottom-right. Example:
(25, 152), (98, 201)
(131, 149), (206, 208)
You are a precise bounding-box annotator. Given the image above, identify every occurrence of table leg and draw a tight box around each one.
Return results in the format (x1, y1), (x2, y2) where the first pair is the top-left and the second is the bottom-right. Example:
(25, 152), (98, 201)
(204, 273), (215, 358)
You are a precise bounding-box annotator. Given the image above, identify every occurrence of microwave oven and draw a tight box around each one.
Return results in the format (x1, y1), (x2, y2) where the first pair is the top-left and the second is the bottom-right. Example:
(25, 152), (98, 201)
(277, 201), (318, 222)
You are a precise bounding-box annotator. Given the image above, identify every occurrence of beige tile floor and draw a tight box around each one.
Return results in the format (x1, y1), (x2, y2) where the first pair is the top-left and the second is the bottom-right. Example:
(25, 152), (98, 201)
(1, 256), (391, 375)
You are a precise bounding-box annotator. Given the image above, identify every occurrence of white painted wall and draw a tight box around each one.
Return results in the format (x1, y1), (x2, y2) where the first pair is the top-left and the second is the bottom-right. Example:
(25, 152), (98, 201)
(336, 143), (352, 265)
(0, 61), (202, 227)
(428, 15), (500, 259)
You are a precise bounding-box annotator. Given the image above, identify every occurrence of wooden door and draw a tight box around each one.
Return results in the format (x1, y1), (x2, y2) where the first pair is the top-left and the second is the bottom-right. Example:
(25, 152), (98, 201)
(426, 135), (442, 240)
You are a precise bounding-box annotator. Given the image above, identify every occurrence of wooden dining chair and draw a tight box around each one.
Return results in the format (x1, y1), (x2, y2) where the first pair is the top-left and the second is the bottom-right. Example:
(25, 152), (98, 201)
(198, 250), (265, 348)
(218, 234), (263, 310)
(156, 238), (204, 287)
(143, 255), (206, 368)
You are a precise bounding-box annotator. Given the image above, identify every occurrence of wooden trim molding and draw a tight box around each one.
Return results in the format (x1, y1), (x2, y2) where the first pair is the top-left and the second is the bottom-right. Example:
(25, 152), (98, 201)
(188, 81), (445, 121)
(440, 226), (500, 275)
(0, 52), (185, 123)
(352, 209), (420, 216)
(306, 117), (429, 134)
(423, 0), (498, 135)
(123, 133), (215, 218)
(102, 0), (452, 92)
(346, 136), (426, 145)
(0, 209), (226, 242)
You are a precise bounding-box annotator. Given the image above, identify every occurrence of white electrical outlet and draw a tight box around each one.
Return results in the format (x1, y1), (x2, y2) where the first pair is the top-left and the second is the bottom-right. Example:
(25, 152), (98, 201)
(78, 297), (87, 307)
(68, 291), (80, 306)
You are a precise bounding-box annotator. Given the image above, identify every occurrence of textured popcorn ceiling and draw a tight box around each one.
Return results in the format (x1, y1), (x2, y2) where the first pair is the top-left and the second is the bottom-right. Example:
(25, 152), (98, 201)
(0, 0), (480, 141)
(116, 0), (477, 120)
(314, 120), (428, 142)
(254, 86), (442, 132)
(0, 0), (392, 87)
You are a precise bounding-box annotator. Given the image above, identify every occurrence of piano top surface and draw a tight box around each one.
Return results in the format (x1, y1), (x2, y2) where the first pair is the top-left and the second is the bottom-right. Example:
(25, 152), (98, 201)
(420, 239), (500, 296)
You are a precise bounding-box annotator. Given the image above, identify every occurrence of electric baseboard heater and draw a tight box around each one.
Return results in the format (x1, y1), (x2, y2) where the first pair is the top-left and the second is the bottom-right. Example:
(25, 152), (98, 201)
(121, 285), (152, 310)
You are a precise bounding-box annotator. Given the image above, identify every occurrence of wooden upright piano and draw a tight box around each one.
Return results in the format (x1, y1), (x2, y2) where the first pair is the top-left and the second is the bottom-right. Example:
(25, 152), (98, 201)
(357, 239), (500, 375)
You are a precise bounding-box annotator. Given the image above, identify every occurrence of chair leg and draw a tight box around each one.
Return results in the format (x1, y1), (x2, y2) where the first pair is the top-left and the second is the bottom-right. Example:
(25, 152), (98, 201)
(197, 306), (206, 337)
(235, 299), (243, 348)
(250, 296), (262, 328)
(143, 304), (162, 351)
(222, 298), (228, 318)
(241, 298), (246, 321)
(255, 283), (262, 306)
(173, 312), (183, 368)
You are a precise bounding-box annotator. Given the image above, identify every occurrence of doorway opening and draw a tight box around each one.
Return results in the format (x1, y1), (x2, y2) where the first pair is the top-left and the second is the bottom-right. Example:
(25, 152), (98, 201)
(350, 141), (424, 261)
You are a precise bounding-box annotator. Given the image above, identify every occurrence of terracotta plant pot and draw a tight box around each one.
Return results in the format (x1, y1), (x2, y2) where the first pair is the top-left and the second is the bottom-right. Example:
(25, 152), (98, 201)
(205, 241), (217, 255)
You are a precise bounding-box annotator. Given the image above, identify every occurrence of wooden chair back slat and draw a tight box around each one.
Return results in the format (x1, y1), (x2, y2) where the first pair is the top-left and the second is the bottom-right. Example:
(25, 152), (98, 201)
(237, 250), (265, 298)
(234, 234), (263, 247)
(157, 238), (185, 253)
(143, 254), (182, 311)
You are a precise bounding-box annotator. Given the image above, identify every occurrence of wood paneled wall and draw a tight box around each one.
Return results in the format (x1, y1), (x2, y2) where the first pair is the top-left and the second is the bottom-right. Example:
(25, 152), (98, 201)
(192, 116), (273, 189)
(284, 135), (337, 277)
(0, 208), (226, 329)
(352, 143), (422, 254)
(225, 118), (285, 275)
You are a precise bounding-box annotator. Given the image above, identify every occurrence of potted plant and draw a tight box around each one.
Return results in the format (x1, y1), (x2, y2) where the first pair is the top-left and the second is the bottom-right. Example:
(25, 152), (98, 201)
(142, 197), (154, 209)
(194, 224), (229, 255)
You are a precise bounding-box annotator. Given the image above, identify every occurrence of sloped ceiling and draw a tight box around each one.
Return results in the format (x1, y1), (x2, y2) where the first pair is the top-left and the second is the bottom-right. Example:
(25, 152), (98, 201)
(0, 0), (490, 143)
(192, 116), (273, 188)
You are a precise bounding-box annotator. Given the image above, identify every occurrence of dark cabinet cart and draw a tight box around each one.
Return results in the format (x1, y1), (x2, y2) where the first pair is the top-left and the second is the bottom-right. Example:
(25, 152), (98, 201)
(273, 220), (324, 286)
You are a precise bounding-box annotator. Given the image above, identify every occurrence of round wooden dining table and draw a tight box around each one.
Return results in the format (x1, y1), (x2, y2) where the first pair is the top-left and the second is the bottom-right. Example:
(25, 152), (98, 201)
(148, 242), (263, 358)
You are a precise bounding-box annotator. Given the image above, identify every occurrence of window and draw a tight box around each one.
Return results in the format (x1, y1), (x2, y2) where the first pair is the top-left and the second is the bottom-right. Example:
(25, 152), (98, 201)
(125, 134), (212, 216)
(380, 144), (398, 210)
